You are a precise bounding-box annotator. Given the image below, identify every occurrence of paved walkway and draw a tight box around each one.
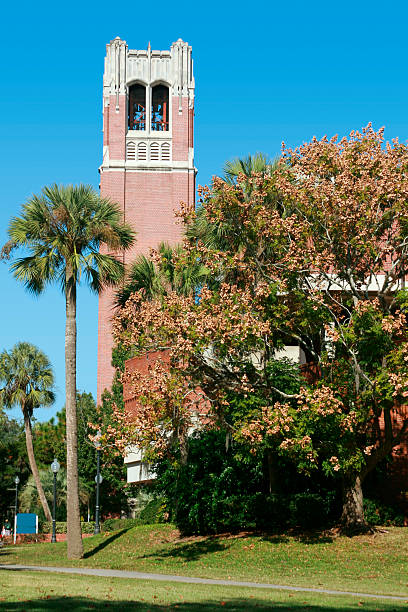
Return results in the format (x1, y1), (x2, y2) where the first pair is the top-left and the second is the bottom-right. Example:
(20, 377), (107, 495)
(0, 564), (407, 602)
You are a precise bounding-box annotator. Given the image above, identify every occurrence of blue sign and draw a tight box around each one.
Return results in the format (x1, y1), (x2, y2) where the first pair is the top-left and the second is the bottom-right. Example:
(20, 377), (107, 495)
(16, 513), (37, 534)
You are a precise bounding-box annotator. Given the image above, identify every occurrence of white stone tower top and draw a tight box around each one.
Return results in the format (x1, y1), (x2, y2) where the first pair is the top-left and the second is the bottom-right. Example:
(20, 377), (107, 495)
(103, 37), (195, 111)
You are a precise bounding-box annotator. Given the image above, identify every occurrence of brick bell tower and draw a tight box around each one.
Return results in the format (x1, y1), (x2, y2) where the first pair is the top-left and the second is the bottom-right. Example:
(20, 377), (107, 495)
(97, 37), (195, 403)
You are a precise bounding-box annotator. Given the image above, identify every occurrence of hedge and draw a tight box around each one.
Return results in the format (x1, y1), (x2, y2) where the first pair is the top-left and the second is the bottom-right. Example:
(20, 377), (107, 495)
(40, 521), (96, 534)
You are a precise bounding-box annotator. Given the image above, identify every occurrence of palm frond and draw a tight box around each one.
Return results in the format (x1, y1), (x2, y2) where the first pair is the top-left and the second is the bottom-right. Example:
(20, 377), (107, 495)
(223, 152), (268, 183)
(116, 241), (210, 307)
(115, 255), (158, 307)
(8, 183), (136, 296)
(185, 205), (229, 251)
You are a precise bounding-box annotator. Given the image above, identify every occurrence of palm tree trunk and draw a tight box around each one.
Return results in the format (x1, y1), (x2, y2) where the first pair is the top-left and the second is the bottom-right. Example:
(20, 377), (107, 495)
(65, 268), (83, 559)
(23, 410), (52, 522)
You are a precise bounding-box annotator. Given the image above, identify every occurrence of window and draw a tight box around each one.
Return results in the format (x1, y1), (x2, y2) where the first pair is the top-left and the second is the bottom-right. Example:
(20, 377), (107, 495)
(151, 85), (169, 131)
(128, 84), (146, 131)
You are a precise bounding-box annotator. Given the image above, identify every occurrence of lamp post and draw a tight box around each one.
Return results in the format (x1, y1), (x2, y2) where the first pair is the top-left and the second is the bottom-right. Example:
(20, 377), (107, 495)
(50, 458), (60, 543)
(94, 431), (103, 535)
(14, 476), (19, 544)
(14, 475), (19, 518)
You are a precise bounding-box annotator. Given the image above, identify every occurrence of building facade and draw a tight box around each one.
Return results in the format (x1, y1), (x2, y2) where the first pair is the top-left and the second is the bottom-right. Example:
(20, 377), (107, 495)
(97, 37), (195, 404)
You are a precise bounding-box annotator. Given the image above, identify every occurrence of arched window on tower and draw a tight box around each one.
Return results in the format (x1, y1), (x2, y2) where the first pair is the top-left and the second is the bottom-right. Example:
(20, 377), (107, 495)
(151, 85), (169, 131)
(128, 84), (146, 131)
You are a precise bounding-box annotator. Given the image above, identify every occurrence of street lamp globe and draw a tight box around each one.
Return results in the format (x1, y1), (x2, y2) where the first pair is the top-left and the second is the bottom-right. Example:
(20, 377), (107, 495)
(51, 458), (60, 474)
(94, 430), (102, 449)
(14, 476), (20, 485)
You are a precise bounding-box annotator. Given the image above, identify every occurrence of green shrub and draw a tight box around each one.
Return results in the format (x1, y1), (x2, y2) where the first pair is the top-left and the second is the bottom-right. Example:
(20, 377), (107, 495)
(154, 430), (341, 535)
(40, 521), (65, 534)
(139, 497), (166, 524)
(81, 521), (97, 534)
(156, 431), (272, 535)
(101, 500), (167, 533)
(289, 493), (329, 529)
(253, 493), (288, 529)
(364, 498), (404, 526)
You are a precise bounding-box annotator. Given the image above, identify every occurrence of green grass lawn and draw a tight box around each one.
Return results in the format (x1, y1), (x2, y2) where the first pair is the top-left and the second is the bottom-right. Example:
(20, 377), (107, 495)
(1, 524), (407, 598)
(0, 570), (406, 611)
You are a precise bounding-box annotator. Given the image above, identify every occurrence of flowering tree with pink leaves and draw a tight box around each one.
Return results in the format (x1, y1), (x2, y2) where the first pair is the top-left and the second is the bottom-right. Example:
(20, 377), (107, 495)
(112, 125), (408, 530)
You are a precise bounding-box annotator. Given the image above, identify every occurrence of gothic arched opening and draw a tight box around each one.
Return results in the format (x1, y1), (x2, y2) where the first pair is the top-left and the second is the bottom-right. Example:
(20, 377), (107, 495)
(151, 85), (169, 131)
(128, 84), (146, 131)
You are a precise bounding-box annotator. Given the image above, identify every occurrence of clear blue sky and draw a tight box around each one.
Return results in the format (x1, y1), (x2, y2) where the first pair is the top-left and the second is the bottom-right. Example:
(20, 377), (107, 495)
(1, 0), (408, 421)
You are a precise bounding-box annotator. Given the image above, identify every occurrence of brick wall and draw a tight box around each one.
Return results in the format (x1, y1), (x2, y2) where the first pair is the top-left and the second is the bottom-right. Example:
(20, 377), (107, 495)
(377, 406), (408, 506)
(123, 351), (170, 416)
(123, 351), (210, 425)
(172, 97), (190, 161)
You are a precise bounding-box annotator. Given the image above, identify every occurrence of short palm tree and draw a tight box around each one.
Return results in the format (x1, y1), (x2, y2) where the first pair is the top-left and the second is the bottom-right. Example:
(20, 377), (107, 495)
(0, 342), (55, 522)
(185, 204), (230, 252)
(116, 241), (209, 307)
(7, 184), (135, 559)
(223, 152), (272, 185)
(187, 153), (278, 252)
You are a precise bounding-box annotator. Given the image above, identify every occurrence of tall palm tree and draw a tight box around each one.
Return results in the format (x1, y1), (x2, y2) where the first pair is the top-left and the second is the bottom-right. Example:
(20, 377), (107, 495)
(0, 342), (55, 522)
(116, 241), (208, 307)
(7, 184), (135, 559)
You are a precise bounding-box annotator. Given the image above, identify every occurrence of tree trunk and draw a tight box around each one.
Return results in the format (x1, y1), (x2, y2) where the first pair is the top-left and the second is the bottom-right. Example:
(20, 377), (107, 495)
(65, 269), (83, 559)
(266, 450), (279, 494)
(340, 474), (368, 531)
(23, 411), (52, 522)
(179, 427), (188, 466)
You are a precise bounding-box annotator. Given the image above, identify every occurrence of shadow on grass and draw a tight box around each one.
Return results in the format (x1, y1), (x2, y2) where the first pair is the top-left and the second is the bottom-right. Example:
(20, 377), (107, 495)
(261, 532), (334, 545)
(0, 596), (405, 611)
(140, 536), (231, 562)
(0, 549), (11, 559)
(84, 530), (130, 559)
(297, 534), (334, 544)
(173, 529), (333, 547)
(141, 529), (334, 563)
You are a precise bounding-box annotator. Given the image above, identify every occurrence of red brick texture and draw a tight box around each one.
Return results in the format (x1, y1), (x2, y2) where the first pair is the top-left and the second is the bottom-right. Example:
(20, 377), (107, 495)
(1, 533), (93, 545)
(123, 351), (170, 416)
(107, 95), (126, 160)
(378, 406), (408, 505)
(123, 351), (210, 426)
